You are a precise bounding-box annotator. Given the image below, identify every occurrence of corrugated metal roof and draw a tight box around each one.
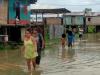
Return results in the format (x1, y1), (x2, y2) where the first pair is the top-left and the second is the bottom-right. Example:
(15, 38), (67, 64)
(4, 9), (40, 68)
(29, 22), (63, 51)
(65, 12), (84, 16)
(31, 8), (71, 14)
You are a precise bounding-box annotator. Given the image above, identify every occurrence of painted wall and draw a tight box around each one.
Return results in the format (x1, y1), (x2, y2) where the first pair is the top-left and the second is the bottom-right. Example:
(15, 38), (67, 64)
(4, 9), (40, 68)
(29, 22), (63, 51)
(8, 0), (30, 25)
(74, 16), (84, 25)
(63, 16), (72, 25)
(63, 16), (84, 25)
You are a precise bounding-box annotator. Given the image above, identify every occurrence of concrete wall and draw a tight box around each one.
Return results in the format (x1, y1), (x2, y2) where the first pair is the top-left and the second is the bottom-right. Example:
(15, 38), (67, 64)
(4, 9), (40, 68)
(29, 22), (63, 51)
(49, 25), (64, 39)
(86, 16), (100, 25)
(21, 28), (25, 41)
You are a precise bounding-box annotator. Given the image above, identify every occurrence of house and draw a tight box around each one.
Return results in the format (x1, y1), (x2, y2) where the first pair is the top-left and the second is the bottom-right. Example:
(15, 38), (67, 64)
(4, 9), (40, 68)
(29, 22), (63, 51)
(0, 0), (35, 43)
(0, 0), (70, 43)
(30, 8), (70, 39)
(63, 12), (84, 32)
(86, 12), (100, 32)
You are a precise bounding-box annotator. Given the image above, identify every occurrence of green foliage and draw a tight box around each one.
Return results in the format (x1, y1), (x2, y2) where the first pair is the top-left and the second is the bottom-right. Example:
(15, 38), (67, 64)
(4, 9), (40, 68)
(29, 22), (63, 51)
(0, 44), (5, 50)
(88, 26), (95, 33)
(0, 42), (22, 51)
(44, 25), (49, 41)
(45, 38), (60, 50)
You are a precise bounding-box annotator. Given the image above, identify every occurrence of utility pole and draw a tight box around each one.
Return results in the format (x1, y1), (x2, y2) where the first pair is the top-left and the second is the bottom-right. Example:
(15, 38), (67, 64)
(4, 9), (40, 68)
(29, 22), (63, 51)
(83, 13), (86, 33)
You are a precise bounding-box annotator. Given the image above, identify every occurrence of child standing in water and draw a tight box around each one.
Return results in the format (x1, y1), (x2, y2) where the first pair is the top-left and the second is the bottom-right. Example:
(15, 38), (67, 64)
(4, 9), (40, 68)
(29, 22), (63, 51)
(67, 30), (74, 48)
(23, 30), (38, 73)
(61, 33), (67, 60)
(79, 28), (83, 40)
(61, 33), (66, 49)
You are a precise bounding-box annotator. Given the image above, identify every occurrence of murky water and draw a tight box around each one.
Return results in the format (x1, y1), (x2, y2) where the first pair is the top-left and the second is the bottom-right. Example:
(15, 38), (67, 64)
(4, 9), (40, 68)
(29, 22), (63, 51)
(41, 33), (100, 75)
(0, 33), (100, 75)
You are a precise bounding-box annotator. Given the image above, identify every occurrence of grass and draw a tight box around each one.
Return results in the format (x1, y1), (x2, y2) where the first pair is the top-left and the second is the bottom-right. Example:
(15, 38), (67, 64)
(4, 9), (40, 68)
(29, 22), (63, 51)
(45, 38), (60, 50)
(0, 38), (60, 51)
(0, 43), (22, 51)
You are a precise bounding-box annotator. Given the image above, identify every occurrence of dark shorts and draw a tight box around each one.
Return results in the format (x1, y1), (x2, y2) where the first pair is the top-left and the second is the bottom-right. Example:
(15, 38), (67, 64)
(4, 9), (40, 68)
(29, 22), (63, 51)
(68, 42), (72, 47)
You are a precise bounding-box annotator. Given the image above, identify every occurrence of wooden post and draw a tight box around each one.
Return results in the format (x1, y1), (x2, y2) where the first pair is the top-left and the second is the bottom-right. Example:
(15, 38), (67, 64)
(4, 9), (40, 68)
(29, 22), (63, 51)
(4, 27), (8, 46)
(36, 13), (37, 25)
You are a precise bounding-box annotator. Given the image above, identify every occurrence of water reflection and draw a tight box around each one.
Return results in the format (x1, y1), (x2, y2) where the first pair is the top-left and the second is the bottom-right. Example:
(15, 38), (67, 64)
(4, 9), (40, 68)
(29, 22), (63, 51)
(61, 47), (67, 60)
(67, 48), (75, 60)
(61, 47), (75, 61)
(0, 33), (100, 75)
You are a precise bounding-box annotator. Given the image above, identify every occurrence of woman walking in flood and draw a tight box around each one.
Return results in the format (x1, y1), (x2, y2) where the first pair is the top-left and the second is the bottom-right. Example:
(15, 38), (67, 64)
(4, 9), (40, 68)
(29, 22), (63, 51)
(23, 30), (38, 73)
(32, 28), (44, 69)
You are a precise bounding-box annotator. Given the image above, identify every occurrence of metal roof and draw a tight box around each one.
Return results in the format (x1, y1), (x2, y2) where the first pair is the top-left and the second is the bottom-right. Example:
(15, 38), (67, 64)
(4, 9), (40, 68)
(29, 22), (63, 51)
(64, 12), (84, 16)
(31, 8), (71, 14)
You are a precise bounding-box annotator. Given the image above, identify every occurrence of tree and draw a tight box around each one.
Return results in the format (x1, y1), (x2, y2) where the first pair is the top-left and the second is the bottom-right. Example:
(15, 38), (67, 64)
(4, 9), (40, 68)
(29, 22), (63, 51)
(29, 0), (37, 4)
(84, 8), (92, 16)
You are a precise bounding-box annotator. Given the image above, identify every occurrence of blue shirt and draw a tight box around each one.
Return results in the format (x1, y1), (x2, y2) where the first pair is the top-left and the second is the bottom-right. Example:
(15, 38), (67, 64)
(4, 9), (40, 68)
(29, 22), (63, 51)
(67, 32), (75, 43)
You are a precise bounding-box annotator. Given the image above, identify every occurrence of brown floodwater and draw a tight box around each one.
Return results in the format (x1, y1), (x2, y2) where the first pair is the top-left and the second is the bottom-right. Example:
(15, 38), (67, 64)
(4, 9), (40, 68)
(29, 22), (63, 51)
(0, 33), (100, 75)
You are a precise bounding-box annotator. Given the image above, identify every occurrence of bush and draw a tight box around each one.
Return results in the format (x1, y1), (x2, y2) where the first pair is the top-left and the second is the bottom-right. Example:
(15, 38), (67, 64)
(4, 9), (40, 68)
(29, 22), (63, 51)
(88, 26), (95, 33)
(0, 44), (5, 50)
(0, 43), (22, 51)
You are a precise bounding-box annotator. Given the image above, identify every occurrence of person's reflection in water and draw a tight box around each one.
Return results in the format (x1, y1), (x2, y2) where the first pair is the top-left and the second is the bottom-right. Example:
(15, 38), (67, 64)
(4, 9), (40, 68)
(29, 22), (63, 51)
(62, 47), (75, 61)
(67, 48), (75, 60)
(78, 40), (83, 49)
(62, 47), (67, 61)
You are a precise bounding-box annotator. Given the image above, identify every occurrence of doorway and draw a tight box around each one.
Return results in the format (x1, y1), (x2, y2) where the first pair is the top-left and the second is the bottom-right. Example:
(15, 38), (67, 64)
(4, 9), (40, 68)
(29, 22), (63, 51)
(7, 27), (21, 42)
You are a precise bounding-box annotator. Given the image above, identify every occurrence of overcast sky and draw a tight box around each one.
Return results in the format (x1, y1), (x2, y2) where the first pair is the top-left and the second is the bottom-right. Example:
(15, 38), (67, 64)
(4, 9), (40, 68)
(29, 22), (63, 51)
(31, 0), (100, 12)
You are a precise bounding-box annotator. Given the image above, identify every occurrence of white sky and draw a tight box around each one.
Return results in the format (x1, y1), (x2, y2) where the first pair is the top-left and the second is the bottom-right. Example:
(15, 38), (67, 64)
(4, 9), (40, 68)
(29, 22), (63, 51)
(31, 0), (100, 12)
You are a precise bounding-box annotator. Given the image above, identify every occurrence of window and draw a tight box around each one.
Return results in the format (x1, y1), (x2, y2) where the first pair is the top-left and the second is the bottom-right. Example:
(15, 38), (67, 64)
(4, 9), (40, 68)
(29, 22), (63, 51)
(88, 17), (91, 21)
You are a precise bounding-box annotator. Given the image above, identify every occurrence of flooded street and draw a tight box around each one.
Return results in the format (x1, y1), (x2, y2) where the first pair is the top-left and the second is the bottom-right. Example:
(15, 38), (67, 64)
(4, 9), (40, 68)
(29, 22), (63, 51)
(0, 33), (100, 75)
(41, 33), (100, 75)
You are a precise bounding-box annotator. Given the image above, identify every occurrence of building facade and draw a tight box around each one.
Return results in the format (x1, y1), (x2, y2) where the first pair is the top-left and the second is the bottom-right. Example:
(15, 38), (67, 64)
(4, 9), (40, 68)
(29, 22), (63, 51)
(8, 0), (30, 25)
(0, 0), (37, 43)
(30, 8), (70, 39)
(63, 12), (84, 32)
(86, 12), (100, 32)
(63, 12), (100, 32)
